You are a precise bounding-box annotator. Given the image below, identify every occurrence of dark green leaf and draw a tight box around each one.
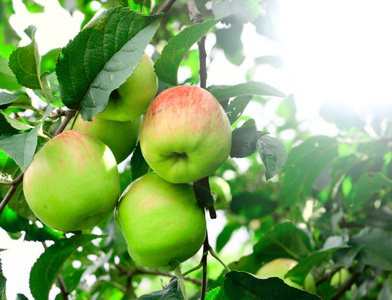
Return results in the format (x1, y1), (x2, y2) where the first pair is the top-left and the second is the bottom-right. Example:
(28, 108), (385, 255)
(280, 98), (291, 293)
(0, 105), (53, 172)
(253, 222), (312, 262)
(279, 136), (339, 207)
(0, 56), (20, 91)
(351, 227), (392, 271)
(56, 7), (162, 120)
(216, 222), (242, 252)
(206, 286), (228, 300)
(257, 135), (287, 180)
(8, 25), (41, 90)
(137, 277), (184, 300)
(0, 92), (17, 106)
(29, 234), (102, 300)
(225, 95), (252, 124)
(348, 172), (392, 211)
(194, 183), (215, 209)
(223, 271), (320, 299)
(230, 192), (277, 220)
(130, 143), (150, 181)
(0, 111), (33, 132)
(208, 81), (286, 101)
(230, 119), (267, 158)
(212, 0), (262, 24)
(154, 18), (220, 86)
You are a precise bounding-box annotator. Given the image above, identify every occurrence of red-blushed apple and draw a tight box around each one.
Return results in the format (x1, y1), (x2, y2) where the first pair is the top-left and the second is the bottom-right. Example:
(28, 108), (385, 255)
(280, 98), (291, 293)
(115, 172), (206, 268)
(140, 85), (232, 184)
(256, 258), (317, 293)
(209, 176), (232, 209)
(72, 114), (142, 164)
(23, 130), (121, 232)
(98, 52), (158, 122)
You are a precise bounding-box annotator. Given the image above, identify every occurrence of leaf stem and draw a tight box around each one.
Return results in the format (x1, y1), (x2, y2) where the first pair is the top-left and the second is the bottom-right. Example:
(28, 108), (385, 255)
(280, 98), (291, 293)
(154, 0), (177, 14)
(208, 246), (230, 272)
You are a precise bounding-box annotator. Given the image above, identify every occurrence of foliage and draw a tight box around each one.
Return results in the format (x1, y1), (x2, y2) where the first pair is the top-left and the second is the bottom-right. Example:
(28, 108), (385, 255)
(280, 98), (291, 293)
(0, 0), (391, 299)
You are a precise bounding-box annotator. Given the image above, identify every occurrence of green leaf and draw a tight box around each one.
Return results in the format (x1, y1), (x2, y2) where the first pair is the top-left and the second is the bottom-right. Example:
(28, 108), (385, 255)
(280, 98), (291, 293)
(130, 143), (150, 181)
(279, 136), (339, 207)
(0, 111), (33, 131)
(253, 222), (312, 263)
(257, 135), (287, 180)
(0, 55), (21, 91)
(56, 7), (162, 121)
(194, 183), (215, 209)
(138, 277), (185, 300)
(208, 81), (286, 101)
(225, 95), (252, 124)
(223, 271), (320, 299)
(154, 18), (220, 86)
(206, 286), (228, 300)
(216, 222), (242, 253)
(22, 0), (44, 13)
(29, 234), (102, 300)
(351, 227), (392, 271)
(212, 0), (262, 24)
(230, 119), (267, 158)
(8, 26), (41, 90)
(0, 91), (17, 106)
(0, 105), (54, 172)
(230, 192), (277, 220)
(286, 247), (347, 286)
(348, 172), (392, 211)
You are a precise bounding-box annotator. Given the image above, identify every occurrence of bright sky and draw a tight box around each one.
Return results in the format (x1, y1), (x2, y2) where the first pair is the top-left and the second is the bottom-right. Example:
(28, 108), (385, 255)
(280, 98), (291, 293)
(3, 0), (392, 298)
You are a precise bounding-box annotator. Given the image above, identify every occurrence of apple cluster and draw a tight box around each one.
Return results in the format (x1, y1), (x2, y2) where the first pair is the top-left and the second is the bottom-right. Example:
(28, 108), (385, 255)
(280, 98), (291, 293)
(23, 52), (233, 269)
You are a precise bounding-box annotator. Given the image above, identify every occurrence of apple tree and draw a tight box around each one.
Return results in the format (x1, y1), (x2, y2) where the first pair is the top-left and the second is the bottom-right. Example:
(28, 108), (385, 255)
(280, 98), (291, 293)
(1, 0), (392, 300)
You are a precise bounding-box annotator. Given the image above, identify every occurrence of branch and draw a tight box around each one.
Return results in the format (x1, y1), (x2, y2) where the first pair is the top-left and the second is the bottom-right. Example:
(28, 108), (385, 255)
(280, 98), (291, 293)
(53, 109), (77, 137)
(329, 272), (361, 300)
(200, 233), (209, 300)
(153, 0), (177, 15)
(42, 241), (69, 299)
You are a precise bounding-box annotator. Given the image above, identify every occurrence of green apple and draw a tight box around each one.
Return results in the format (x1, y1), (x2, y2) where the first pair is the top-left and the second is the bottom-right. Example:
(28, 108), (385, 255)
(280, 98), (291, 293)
(140, 85), (232, 184)
(209, 176), (232, 209)
(330, 268), (350, 286)
(72, 114), (142, 164)
(115, 172), (206, 268)
(98, 52), (159, 122)
(256, 258), (317, 293)
(23, 130), (120, 232)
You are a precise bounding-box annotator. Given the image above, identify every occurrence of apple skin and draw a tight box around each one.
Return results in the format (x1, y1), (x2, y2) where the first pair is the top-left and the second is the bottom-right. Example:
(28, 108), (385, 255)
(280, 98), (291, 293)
(209, 176), (232, 210)
(115, 172), (206, 268)
(256, 258), (317, 293)
(140, 86), (232, 184)
(98, 52), (158, 122)
(23, 130), (121, 232)
(73, 114), (142, 164)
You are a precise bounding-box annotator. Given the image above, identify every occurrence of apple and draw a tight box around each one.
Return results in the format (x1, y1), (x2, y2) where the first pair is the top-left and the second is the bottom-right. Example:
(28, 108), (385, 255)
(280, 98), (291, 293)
(140, 85), (232, 184)
(115, 172), (206, 268)
(209, 176), (232, 209)
(330, 268), (350, 286)
(23, 130), (121, 232)
(98, 52), (159, 122)
(256, 258), (317, 293)
(72, 114), (142, 164)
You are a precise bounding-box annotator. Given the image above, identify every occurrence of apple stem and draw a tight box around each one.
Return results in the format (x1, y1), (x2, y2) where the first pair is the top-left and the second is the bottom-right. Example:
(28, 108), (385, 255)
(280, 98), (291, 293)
(208, 246), (231, 273)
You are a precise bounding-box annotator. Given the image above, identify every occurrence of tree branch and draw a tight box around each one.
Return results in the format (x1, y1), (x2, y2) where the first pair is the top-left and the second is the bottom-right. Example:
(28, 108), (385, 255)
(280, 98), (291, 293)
(154, 0), (177, 15)
(200, 233), (209, 300)
(329, 272), (362, 300)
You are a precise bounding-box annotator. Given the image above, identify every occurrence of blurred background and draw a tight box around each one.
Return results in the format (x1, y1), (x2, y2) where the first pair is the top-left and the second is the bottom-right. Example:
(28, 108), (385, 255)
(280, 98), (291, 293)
(1, 0), (392, 299)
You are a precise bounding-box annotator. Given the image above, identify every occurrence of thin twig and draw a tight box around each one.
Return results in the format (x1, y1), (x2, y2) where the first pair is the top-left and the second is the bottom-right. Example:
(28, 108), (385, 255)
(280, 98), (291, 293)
(0, 173), (24, 215)
(200, 233), (209, 300)
(329, 272), (361, 300)
(54, 109), (77, 137)
(154, 0), (177, 14)
(42, 241), (69, 299)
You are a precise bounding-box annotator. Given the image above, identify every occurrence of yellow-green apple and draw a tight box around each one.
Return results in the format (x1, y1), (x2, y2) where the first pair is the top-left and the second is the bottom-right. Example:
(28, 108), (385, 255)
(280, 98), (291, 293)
(115, 172), (206, 268)
(23, 130), (120, 232)
(209, 176), (232, 209)
(98, 52), (158, 122)
(256, 258), (317, 293)
(72, 114), (142, 164)
(330, 268), (350, 286)
(140, 86), (232, 184)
